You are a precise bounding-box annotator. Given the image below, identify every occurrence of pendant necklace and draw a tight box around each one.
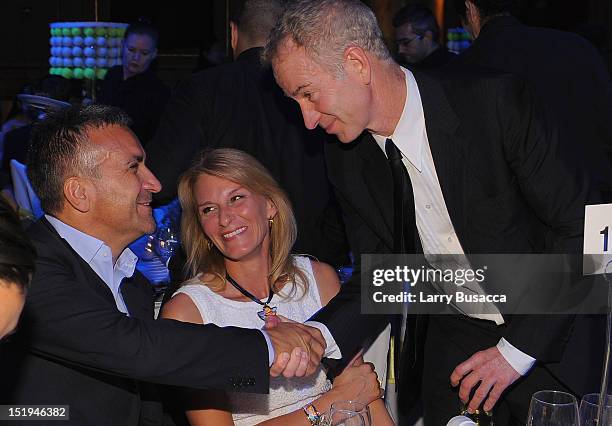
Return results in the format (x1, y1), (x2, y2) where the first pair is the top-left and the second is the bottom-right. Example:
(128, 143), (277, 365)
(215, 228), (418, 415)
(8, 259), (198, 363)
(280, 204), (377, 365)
(225, 273), (277, 321)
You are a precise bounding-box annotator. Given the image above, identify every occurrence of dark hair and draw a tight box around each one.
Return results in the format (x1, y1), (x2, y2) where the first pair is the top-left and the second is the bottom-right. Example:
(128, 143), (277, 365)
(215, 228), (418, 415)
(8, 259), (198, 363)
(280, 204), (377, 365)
(0, 197), (36, 292)
(27, 104), (131, 214)
(393, 4), (440, 41)
(230, 0), (285, 43)
(459, 0), (518, 19)
(125, 19), (159, 46)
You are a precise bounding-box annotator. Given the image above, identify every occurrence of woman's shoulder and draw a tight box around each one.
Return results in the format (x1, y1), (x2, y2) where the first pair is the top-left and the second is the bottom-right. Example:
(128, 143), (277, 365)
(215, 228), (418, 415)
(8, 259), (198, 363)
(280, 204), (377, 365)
(160, 274), (216, 324)
(160, 292), (203, 324)
(293, 255), (340, 306)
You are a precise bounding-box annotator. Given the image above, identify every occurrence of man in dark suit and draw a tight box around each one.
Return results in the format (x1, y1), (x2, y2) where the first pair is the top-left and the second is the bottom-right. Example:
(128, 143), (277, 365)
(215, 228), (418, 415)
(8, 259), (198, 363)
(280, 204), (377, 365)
(453, 0), (612, 200)
(0, 104), (325, 425)
(146, 0), (348, 267)
(263, 0), (603, 424)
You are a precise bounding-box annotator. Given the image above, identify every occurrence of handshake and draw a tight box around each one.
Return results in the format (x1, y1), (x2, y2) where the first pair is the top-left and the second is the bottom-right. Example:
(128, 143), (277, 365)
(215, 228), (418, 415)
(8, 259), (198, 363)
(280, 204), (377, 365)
(263, 315), (327, 378)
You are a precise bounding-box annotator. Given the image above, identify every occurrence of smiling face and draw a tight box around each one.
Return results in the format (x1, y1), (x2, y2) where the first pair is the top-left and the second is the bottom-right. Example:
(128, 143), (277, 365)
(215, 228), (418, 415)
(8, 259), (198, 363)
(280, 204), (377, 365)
(272, 38), (373, 143)
(194, 174), (277, 263)
(122, 33), (157, 79)
(86, 125), (161, 248)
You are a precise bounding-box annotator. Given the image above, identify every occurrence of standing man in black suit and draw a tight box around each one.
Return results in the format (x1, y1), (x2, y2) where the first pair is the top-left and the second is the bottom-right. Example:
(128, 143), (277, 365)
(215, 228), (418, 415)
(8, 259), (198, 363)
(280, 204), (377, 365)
(146, 0), (348, 267)
(0, 104), (325, 425)
(454, 0), (612, 200)
(263, 0), (602, 424)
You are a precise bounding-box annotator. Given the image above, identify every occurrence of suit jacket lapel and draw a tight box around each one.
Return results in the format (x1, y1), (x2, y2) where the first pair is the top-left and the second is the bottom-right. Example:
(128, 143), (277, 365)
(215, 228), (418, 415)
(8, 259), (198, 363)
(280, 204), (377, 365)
(38, 218), (118, 304)
(355, 135), (395, 249)
(38, 218), (153, 317)
(413, 72), (468, 245)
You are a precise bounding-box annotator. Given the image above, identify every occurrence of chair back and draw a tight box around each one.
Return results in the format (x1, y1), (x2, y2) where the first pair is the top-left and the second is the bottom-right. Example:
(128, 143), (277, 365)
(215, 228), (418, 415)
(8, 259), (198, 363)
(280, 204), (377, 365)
(10, 159), (44, 219)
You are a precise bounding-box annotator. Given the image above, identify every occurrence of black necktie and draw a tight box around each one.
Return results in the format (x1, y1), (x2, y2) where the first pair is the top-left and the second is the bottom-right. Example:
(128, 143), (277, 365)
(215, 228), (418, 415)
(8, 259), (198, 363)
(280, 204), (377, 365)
(385, 138), (415, 253)
(385, 139), (423, 404)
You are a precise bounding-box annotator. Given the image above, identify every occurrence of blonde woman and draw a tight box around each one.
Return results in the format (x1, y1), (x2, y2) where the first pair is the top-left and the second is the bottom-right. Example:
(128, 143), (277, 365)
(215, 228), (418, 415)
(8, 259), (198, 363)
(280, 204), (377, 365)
(162, 149), (393, 425)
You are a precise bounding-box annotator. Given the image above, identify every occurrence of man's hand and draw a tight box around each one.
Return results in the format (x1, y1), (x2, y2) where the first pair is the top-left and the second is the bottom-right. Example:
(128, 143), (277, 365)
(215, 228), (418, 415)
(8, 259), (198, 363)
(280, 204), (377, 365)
(450, 346), (521, 413)
(265, 318), (326, 378)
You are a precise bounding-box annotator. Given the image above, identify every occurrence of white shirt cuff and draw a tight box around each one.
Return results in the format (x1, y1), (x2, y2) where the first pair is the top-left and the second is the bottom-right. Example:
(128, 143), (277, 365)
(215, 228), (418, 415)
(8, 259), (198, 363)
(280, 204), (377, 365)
(259, 330), (275, 366)
(305, 321), (342, 359)
(497, 337), (536, 376)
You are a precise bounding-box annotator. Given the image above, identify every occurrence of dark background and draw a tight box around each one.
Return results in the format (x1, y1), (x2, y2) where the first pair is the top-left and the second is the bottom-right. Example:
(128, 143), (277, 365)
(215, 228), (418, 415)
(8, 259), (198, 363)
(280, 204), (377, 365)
(1, 0), (611, 120)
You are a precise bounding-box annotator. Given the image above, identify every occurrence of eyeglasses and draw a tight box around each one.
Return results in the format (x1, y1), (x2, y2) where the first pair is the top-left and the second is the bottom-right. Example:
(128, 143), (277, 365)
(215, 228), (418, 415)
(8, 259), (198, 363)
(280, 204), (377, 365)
(396, 34), (423, 47)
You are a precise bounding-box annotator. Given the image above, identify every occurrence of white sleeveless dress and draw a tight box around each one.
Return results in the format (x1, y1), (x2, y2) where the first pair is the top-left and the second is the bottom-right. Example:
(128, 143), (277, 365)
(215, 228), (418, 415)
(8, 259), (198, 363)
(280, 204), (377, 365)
(174, 255), (332, 426)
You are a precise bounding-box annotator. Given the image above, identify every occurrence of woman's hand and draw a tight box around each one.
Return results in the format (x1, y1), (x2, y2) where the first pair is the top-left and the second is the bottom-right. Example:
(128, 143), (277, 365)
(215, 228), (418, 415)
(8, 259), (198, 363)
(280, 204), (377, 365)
(329, 352), (383, 406)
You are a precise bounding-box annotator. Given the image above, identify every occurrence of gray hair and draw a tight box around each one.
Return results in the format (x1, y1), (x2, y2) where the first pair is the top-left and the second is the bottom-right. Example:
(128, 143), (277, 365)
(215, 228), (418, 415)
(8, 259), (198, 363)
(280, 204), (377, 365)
(262, 0), (392, 76)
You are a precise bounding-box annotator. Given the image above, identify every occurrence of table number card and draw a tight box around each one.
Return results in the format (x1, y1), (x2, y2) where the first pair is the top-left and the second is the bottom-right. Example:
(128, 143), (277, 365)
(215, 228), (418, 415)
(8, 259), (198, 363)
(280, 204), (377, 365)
(584, 203), (612, 276)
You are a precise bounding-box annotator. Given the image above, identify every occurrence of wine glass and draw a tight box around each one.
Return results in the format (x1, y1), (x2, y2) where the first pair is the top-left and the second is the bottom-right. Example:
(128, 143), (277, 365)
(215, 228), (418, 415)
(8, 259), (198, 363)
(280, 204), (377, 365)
(330, 401), (370, 426)
(527, 390), (580, 426)
(323, 410), (365, 426)
(155, 223), (179, 266)
(579, 393), (612, 426)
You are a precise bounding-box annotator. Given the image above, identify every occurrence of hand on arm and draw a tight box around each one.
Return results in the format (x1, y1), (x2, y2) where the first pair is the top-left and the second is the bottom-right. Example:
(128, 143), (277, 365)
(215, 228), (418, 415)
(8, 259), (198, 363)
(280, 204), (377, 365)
(255, 352), (389, 426)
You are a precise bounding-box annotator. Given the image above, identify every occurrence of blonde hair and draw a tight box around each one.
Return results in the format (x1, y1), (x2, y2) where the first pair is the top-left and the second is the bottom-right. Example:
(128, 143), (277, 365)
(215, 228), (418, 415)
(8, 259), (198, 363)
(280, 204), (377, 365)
(178, 148), (308, 296)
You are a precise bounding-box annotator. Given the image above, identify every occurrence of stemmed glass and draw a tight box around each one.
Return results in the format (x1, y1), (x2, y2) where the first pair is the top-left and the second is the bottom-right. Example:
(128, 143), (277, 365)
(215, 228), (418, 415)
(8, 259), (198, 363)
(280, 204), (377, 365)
(319, 410), (365, 426)
(155, 221), (179, 266)
(527, 391), (580, 426)
(579, 393), (612, 426)
(329, 401), (370, 426)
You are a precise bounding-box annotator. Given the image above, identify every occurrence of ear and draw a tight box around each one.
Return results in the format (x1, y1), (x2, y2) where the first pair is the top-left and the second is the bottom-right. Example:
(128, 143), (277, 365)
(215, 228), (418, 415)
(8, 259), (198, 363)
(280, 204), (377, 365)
(63, 177), (92, 213)
(266, 199), (278, 220)
(345, 46), (371, 85)
(230, 21), (239, 54)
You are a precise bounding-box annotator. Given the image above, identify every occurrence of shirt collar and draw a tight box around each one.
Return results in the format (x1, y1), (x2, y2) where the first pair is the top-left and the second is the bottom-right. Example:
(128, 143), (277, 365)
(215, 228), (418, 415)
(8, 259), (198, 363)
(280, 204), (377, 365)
(45, 214), (137, 278)
(372, 67), (426, 172)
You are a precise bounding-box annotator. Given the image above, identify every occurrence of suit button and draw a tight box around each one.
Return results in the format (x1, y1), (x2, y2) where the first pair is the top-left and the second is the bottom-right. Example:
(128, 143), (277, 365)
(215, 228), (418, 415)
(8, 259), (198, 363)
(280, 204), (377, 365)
(248, 378), (255, 386)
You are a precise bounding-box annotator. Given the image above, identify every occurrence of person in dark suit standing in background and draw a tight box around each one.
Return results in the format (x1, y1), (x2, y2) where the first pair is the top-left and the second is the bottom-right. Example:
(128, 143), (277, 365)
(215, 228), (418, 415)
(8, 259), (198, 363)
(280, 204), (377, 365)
(393, 4), (456, 70)
(453, 0), (612, 201)
(146, 0), (348, 267)
(0, 104), (325, 426)
(263, 0), (603, 423)
(98, 20), (170, 147)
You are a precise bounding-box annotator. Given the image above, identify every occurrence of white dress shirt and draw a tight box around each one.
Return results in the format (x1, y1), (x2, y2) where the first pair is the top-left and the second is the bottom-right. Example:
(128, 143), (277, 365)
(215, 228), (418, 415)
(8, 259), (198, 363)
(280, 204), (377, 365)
(46, 215), (136, 315)
(369, 68), (535, 376)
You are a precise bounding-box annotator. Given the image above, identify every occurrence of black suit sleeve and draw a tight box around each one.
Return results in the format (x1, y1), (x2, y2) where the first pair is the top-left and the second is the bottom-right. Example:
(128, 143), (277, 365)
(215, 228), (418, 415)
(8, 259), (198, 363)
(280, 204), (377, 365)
(146, 77), (209, 203)
(22, 244), (270, 393)
(311, 148), (390, 372)
(497, 76), (600, 362)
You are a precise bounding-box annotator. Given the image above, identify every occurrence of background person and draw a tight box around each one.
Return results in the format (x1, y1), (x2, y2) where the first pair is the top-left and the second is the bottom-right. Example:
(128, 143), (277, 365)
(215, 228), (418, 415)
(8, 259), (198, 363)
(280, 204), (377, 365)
(393, 4), (456, 69)
(98, 19), (170, 146)
(453, 0), (612, 201)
